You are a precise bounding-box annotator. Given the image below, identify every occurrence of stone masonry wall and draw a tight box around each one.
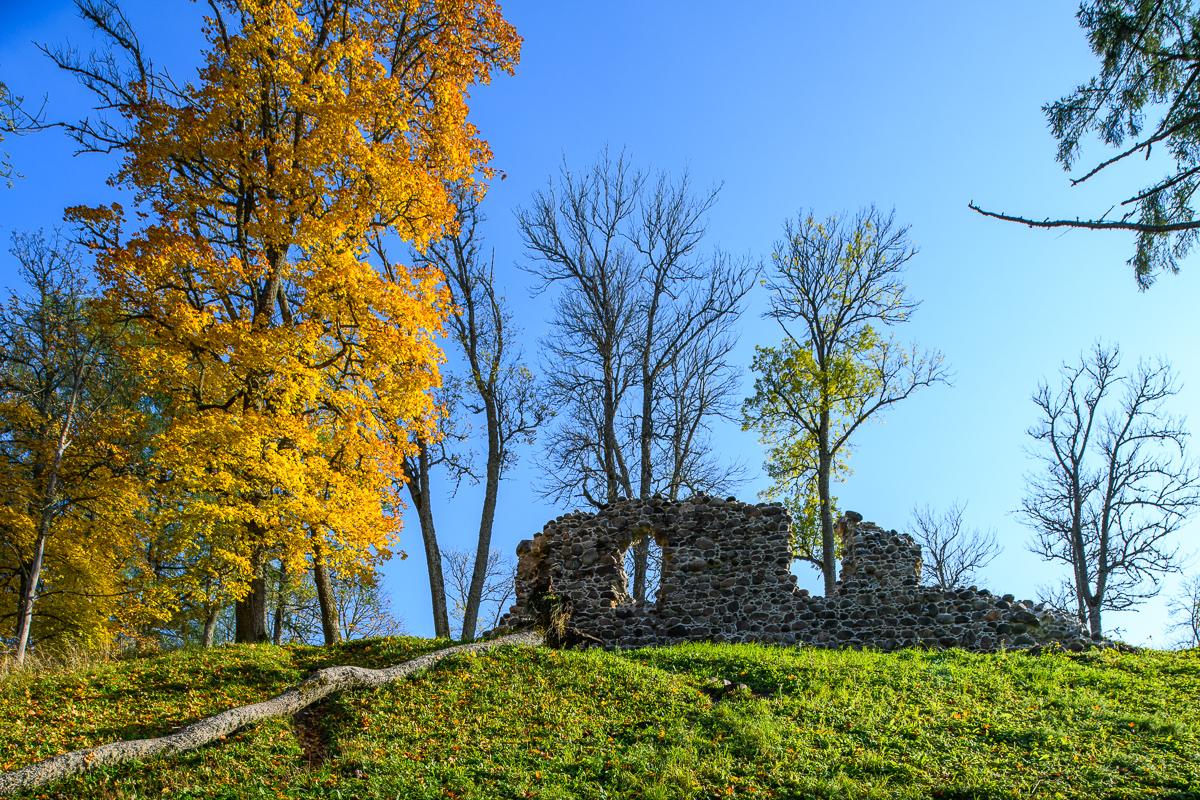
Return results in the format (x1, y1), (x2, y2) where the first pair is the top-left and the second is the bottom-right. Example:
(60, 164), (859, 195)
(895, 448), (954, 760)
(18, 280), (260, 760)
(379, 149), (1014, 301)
(493, 496), (1099, 652)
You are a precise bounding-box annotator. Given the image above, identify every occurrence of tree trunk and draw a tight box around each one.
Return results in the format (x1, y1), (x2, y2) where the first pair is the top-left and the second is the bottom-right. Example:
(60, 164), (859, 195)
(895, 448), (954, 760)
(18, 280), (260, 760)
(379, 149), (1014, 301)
(271, 563), (287, 646)
(1086, 602), (1103, 639)
(602, 354), (620, 505)
(1068, 513), (1095, 632)
(817, 410), (837, 596)
(312, 543), (341, 645)
(631, 355), (654, 603)
(1072, 582), (1088, 628)
(461, 400), (502, 642)
(14, 450), (65, 664)
(202, 605), (220, 648)
(403, 445), (450, 639)
(12, 528), (49, 664)
(234, 552), (268, 644)
(630, 537), (650, 603)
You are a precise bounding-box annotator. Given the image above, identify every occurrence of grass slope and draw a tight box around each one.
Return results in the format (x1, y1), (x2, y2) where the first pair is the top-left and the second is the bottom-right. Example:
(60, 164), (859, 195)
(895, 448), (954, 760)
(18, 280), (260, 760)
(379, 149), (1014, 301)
(1, 639), (1197, 799)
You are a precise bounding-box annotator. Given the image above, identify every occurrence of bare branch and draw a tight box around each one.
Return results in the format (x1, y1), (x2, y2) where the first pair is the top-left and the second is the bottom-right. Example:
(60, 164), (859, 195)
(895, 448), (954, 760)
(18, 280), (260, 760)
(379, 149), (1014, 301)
(1019, 342), (1200, 637)
(1167, 574), (1200, 648)
(909, 502), (1000, 590)
(968, 201), (1200, 234)
(519, 151), (752, 523)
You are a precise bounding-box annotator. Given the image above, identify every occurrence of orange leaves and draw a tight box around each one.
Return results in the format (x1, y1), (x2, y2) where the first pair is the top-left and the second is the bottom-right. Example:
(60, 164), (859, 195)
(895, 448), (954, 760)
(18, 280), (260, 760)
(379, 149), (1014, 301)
(58, 0), (518, 616)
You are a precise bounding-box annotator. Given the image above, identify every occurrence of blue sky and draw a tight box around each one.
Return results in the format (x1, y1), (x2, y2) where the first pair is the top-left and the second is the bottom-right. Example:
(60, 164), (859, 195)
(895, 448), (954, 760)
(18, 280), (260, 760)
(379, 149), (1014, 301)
(1, 2), (1197, 646)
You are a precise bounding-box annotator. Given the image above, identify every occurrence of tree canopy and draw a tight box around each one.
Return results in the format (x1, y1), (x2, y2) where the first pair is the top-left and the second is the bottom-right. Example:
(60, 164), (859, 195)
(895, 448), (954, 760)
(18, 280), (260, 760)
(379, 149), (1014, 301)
(34, 0), (519, 645)
(744, 208), (948, 593)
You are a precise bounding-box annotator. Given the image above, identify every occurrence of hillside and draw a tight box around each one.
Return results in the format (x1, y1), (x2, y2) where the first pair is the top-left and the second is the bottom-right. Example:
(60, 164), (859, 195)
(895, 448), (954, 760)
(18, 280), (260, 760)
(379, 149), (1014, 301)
(1, 639), (1197, 799)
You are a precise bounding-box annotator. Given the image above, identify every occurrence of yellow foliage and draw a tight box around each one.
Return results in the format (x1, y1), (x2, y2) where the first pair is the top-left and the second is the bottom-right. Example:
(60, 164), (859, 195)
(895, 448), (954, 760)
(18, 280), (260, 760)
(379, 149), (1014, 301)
(0, 369), (148, 652)
(67, 0), (520, 615)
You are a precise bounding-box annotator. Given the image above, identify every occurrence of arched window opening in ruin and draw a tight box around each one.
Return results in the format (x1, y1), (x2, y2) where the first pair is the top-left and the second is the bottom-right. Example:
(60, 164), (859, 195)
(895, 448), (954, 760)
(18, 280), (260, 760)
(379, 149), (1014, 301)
(621, 529), (665, 605)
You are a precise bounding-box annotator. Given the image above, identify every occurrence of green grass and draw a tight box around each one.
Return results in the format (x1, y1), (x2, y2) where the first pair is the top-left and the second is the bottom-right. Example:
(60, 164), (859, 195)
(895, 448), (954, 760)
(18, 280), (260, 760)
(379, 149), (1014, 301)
(1, 639), (1197, 799)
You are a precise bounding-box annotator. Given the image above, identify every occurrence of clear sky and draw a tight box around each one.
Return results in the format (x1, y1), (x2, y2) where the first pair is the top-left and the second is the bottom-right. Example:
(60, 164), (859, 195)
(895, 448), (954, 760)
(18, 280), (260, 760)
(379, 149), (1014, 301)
(1, 1), (1197, 646)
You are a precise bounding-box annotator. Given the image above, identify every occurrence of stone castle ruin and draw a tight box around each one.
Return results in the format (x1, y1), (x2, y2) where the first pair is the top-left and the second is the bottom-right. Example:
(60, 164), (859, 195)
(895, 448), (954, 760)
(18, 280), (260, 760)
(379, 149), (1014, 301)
(493, 495), (1098, 651)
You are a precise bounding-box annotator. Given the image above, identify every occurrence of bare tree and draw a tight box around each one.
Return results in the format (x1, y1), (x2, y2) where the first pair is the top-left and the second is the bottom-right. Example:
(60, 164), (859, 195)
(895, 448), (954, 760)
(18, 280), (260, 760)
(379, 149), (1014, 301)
(367, 184), (545, 644)
(1168, 574), (1200, 649)
(266, 560), (404, 646)
(442, 548), (515, 639)
(416, 188), (550, 642)
(519, 151), (756, 600)
(654, 332), (748, 499)
(624, 175), (756, 598)
(1020, 343), (1200, 638)
(1035, 580), (1079, 619)
(0, 81), (18, 183)
(538, 393), (632, 508)
(519, 150), (643, 507)
(745, 207), (949, 594)
(334, 575), (405, 640)
(263, 566), (404, 645)
(399, 441), (451, 639)
(621, 533), (663, 604)
(909, 502), (1000, 590)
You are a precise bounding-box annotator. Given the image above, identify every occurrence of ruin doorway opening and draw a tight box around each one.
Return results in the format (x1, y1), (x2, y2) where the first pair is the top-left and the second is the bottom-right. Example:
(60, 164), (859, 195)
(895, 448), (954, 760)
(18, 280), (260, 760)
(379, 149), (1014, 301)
(621, 529), (665, 605)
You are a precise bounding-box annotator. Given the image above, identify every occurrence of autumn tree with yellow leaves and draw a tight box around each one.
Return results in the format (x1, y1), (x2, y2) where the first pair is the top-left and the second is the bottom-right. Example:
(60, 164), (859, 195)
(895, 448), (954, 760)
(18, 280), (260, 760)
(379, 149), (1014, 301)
(0, 232), (147, 663)
(51, 0), (520, 642)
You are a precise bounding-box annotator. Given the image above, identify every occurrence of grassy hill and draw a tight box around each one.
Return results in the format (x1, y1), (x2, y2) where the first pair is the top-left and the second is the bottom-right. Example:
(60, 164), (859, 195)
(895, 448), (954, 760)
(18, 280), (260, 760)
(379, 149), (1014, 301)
(1, 638), (1197, 799)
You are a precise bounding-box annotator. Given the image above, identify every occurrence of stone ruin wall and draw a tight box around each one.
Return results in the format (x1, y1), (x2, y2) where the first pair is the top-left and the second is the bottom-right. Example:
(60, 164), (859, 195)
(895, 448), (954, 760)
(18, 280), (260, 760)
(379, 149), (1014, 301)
(494, 495), (1099, 652)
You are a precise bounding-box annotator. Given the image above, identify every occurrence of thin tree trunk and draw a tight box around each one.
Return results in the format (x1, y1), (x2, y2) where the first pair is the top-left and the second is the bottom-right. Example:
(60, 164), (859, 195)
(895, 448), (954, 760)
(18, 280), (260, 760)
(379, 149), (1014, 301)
(14, 427), (69, 664)
(12, 534), (46, 664)
(603, 354), (620, 505)
(1087, 602), (1103, 639)
(1069, 515), (1093, 631)
(312, 542), (341, 645)
(271, 563), (287, 646)
(461, 402), (501, 642)
(817, 409), (837, 596)
(403, 445), (450, 639)
(13, 482), (56, 663)
(12, 572), (29, 656)
(202, 605), (220, 648)
(630, 537), (650, 603)
(1070, 560), (1088, 628)
(1092, 504), (1112, 640)
(632, 354), (654, 603)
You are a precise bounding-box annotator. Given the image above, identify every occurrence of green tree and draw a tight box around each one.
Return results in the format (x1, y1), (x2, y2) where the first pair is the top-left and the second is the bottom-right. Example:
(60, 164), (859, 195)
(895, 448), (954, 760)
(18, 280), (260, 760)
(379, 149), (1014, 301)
(971, 0), (1200, 287)
(761, 460), (844, 578)
(743, 208), (948, 594)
